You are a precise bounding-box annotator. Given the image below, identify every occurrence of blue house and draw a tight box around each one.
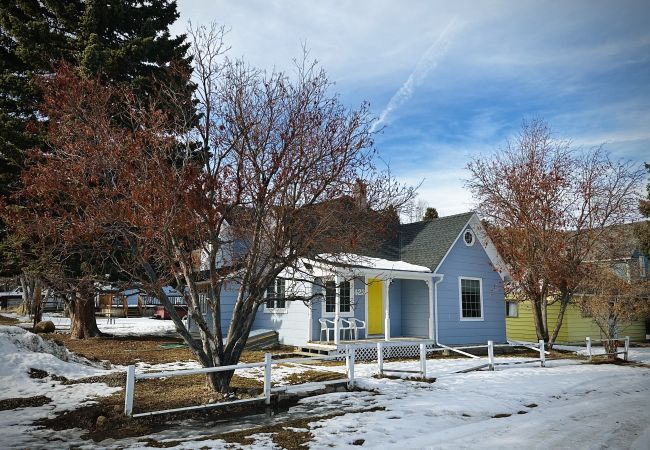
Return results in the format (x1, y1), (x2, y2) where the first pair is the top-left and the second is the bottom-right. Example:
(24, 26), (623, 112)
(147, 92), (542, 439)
(188, 212), (508, 353)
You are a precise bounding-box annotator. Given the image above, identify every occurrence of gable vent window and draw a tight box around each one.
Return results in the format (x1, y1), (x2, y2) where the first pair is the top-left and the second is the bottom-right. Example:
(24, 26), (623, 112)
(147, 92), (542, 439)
(463, 230), (475, 246)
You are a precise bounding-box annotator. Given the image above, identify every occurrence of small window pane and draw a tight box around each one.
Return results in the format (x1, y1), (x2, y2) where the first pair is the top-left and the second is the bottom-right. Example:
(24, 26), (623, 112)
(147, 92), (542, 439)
(340, 281), (351, 313)
(325, 281), (336, 313)
(461, 278), (482, 318)
(506, 301), (517, 317)
(275, 279), (285, 309)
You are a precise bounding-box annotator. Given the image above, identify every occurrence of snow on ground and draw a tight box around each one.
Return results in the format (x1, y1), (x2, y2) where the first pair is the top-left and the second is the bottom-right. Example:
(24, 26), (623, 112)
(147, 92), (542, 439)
(134, 355), (650, 450)
(0, 326), (120, 450)
(556, 344), (650, 364)
(2, 325), (649, 450)
(41, 314), (178, 336)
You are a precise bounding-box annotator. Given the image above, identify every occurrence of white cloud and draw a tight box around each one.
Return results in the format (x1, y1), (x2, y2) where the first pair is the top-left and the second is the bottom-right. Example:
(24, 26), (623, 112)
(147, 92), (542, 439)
(371, 19), (461, 131)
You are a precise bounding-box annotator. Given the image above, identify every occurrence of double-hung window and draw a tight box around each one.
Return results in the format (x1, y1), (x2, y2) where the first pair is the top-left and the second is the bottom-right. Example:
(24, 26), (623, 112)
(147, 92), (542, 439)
(265, 278), (286, 312)
(459, 277), (483, 320)
(324, 280), (352, 316)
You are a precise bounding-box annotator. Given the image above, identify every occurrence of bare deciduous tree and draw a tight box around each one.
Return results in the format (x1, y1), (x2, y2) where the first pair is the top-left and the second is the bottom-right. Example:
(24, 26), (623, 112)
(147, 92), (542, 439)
(466, 118), (643, 347)
(10, 26), (413, 391)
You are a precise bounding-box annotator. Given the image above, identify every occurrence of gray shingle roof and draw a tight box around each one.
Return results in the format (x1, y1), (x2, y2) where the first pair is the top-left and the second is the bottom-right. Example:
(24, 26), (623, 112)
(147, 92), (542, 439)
(394, 211), (475, 270)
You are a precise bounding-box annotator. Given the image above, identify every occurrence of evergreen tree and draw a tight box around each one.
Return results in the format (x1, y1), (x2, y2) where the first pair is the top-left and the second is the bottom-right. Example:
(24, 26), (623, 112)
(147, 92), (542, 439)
(423, 207), (439, 220)
(0, 0), (194, 334)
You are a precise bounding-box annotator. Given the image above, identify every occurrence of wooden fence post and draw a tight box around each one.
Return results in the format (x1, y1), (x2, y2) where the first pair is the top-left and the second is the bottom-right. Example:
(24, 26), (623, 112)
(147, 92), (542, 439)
(419, 343), (427, 378)
(487, 340), (494, 371)
(586, 337), (592, 362)
(264, 353), (272, 405)
(624, 336), (630, 361)
(124, 365), (135, 416)
(377, 342), (384, 376)
(539, 340), (545, 367)
(346, 345), (356, 389)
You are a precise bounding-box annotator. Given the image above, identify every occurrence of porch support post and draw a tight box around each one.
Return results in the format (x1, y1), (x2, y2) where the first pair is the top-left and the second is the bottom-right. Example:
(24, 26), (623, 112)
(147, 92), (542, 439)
(334, 274), (341, 345)
(426, 278), (434, 340)
(384, 278), (392, 341)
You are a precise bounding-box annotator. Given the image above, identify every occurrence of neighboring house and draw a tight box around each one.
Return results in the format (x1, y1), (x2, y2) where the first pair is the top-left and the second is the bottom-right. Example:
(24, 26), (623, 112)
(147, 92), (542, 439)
(96, 285), (183, 317)
(506, 223), (650, 343)
(188, 212), (509, 352)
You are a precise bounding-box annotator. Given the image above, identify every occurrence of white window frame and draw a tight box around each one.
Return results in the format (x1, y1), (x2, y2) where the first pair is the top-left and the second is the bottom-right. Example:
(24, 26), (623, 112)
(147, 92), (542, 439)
(264, 278), (288, 314)
(506, 301), (518, 318)
(458, 276), (484, 321)
(322, 279), (355, 318)
(463, 229), (475, 246)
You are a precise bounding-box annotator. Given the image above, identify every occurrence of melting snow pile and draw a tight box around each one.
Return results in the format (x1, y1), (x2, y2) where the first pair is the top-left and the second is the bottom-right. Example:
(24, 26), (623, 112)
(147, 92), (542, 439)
(0, 326), (120, 449)
(0, 326), (108, 374)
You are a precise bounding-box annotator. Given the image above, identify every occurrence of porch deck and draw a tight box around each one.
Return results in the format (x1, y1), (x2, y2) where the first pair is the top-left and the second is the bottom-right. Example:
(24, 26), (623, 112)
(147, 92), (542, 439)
(298, 336), (435, 356)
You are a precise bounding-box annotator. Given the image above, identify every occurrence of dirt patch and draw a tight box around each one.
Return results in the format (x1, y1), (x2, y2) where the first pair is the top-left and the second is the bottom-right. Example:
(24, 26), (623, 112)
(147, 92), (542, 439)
(0, 313), (20, 325)
(142, 407), (385, 450)
(281, 369), (346, 385)
(29, 368), (49, 379)
(492, 413), (512, 418)
(373, 374), (436, 383)
(43, 332), (294, 367)
(0, 395), (52, 411)
(43, 333), (196, 366)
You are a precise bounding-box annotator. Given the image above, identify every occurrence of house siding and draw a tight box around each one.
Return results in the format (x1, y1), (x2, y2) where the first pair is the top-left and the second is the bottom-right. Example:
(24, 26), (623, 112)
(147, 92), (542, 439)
(400, 279), (430, 338)
(389, 279), (402, 337)
(188, 280), (310, 347)
(188, 281), (238, 337)
(506, 301), (568, 342)
(436, 225), (507, 344)
(251, 280), (310, 347)
(507, 301), (646, 343)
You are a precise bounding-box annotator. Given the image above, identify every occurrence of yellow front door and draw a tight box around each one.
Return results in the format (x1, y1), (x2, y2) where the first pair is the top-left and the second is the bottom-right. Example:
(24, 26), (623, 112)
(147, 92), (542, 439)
(367, 278), (384, 335)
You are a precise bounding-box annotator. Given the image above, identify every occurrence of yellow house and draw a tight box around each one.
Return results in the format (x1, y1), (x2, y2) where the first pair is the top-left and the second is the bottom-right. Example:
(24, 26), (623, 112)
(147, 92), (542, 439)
(505, 300), (647, 343)
(507, 222), (649, 343)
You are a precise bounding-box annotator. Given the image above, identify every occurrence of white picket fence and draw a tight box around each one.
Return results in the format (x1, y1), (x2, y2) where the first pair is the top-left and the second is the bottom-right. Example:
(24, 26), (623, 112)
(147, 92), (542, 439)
(124, 340), (551, 417)
(585, 336), (630, 362)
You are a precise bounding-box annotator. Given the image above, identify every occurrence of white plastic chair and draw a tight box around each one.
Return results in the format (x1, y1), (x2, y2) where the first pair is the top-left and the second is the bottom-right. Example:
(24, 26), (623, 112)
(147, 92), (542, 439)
(346, 318), (366, 340)
(339, 318), (354, 340)
(319, 318), (335, 342)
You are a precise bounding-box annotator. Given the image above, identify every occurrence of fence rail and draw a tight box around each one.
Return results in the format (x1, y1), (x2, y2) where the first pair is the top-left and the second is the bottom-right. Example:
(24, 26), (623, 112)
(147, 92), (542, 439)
(586, 336), (629, 362)
(124, 339), (556, 417)
(124, 349), (355, 417)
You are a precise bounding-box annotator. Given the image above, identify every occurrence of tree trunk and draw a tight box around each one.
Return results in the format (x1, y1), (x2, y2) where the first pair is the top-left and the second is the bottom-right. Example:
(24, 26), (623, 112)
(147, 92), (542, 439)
(531, 298), (549, 342)
(206, 368), (235, 393)
(604, 315), (618, 357)
(32, 286), (43, 327)
(18, 274), (36, 316)
(69, 289), (103, 339)
(548, 299), (569, 349)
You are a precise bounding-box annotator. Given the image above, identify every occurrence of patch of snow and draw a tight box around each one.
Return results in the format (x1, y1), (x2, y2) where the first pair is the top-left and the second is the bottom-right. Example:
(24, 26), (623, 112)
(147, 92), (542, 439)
(41, 314), (178, 337)
(0, 326), (120, 450)
(316, 253), (431, 273)
(555, 344), (650, 364)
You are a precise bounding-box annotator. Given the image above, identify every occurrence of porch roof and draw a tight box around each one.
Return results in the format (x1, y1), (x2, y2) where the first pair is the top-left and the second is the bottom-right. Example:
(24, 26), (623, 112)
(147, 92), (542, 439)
(312, 253), (432, 277)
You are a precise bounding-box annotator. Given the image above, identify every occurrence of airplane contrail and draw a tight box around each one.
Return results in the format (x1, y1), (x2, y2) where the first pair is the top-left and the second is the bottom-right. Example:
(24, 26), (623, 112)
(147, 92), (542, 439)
(371, 19), (460, 132)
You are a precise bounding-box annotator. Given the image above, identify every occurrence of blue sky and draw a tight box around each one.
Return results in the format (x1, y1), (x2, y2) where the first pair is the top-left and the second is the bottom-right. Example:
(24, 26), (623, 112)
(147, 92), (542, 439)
(174, 0), (650, 215)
